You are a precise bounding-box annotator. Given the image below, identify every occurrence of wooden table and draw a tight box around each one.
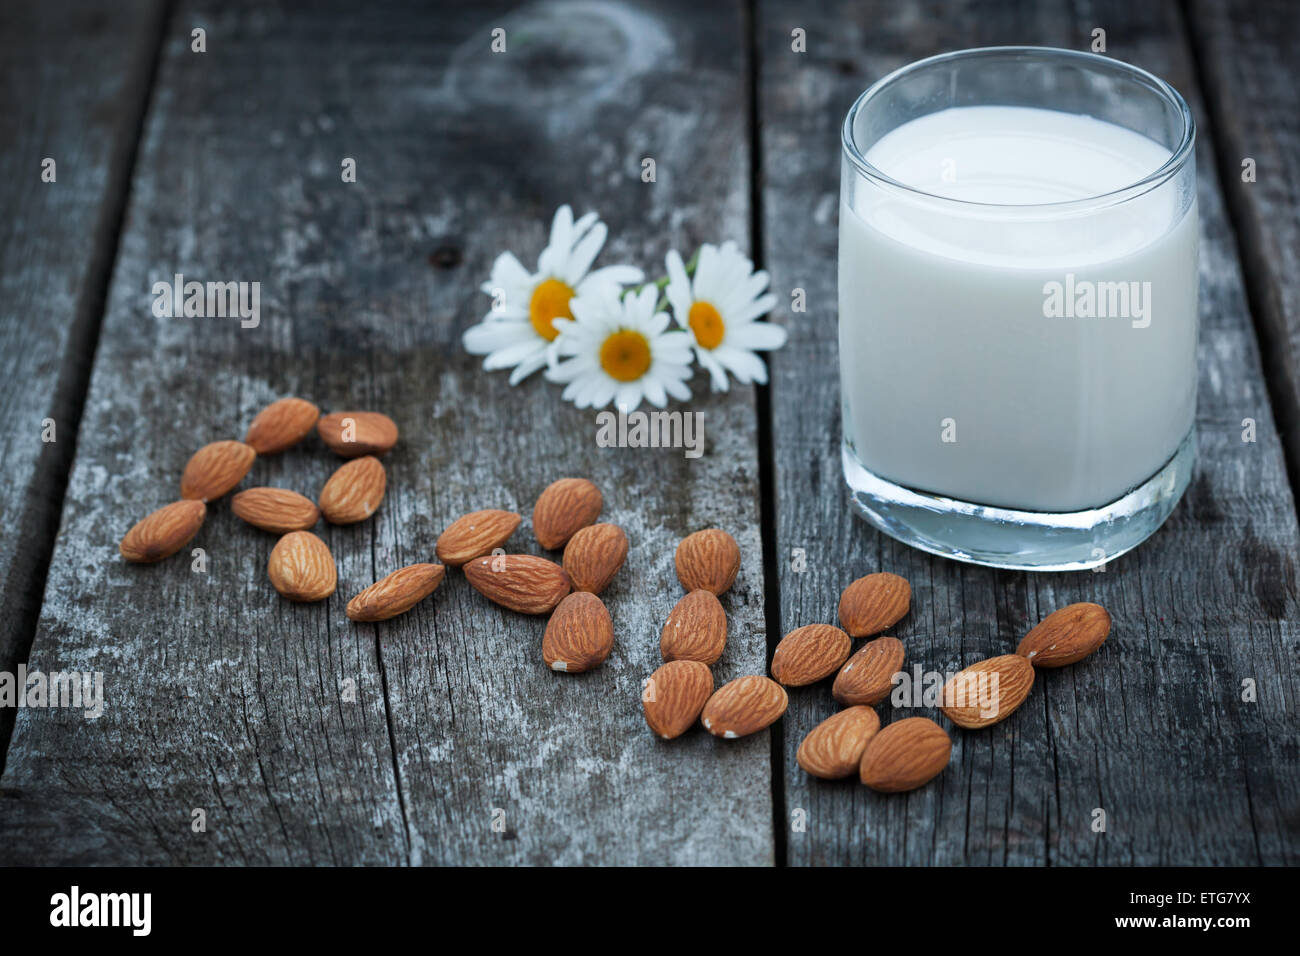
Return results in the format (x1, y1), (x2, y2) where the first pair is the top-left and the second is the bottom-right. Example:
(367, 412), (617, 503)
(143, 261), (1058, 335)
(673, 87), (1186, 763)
(1, 0), (1296, 866)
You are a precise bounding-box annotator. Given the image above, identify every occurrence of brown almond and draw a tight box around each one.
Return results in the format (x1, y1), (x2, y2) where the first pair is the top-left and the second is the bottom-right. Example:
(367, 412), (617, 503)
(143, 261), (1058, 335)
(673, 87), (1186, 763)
(435, 509), (521, 566)
(244, 397), (319, 454)
(797, 706), (881, 779)
(675, 528), (741, 595)
(1016, 602), (1111, 667)
(833, 636), (905, 706)
(267, 531), (337, 602)
(701, 675), (788, 739)
(180, 440), (257, 502)
(532, 477), (602, 550)
(464, 553), (571, 615)
(317, 410), (399, 457)
(232, 487), (320, 533)
(562, 523), (628, 594)
(119, 499), (206, 563)
(859, 717), (952, 792)
(770, 624), (852, 687)
(660, 589), (727, 665)
(346, 563), (445, 622)
(838, 572), (910, 637)
(319, 456), (386, 524)
(642, 660), (713, 740)
(939, 654), (1036, 730)
(542, 591), (614, 673)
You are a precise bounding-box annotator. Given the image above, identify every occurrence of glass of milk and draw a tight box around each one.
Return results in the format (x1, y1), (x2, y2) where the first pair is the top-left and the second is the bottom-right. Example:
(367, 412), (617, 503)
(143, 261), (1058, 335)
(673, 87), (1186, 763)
(839, 47), (1198, 570)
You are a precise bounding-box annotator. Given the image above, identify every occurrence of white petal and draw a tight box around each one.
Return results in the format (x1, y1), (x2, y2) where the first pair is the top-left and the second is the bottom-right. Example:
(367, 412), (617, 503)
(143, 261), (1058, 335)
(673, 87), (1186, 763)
(714, 344), (769, 385)
(463, 319), (529, 354)
(696, 348), (731, 392)
(728, 292), (779, 325)
(614, 383), (644, 412)
(581, 264), (644, 288)
(562, 221), (608, 286)
(728, 320), (787, 350)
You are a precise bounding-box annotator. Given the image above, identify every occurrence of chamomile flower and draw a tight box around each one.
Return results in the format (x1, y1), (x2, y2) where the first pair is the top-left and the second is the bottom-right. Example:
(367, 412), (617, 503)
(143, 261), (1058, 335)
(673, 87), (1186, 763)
(545, 284), (694, 412)
(665, 241), (785, 391)
(463, 205), (643, 384)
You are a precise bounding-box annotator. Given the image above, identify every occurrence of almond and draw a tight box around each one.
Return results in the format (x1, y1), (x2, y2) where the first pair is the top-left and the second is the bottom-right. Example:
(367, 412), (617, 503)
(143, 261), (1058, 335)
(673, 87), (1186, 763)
(319, 456), (386, 524)
(180, 440), (257, 502)
(797, 706), (881, 779)
(244, 397), (319, 454)
(267, 531), (337, 602)
(464, 553), (571, 615)
(119, 499), (206, 563)
(838, 572), (910, 637)
(542, 591), (614, 673)
(1016, 602), (1111, 667)
(674, 528), (740, 595)
(317, 410), (399, 457)
(939, 654), (1036, 730)
(701, 675), (788, 739)
(859, 717), (951, 792)
(434, 509), (521, 566)
(660, 589), (727, 665)
(347, 563), (445, 622)
(532, 477), (602, 549)
(770, 623), (852, 687)
(833, 636), (905, 706)
(231, 487), (320, 533)
(562, 522), (628, 594)
(642, 660), (713, 740)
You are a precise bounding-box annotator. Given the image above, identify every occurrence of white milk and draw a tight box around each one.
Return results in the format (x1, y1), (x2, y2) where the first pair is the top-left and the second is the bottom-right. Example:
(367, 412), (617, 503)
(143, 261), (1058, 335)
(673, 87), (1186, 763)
(839, 105), (1198, 512)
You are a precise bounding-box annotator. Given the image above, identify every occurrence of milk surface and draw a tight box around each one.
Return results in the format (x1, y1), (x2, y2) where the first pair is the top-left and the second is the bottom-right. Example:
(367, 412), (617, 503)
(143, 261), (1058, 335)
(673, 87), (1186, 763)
(839, 105), (1198, 512)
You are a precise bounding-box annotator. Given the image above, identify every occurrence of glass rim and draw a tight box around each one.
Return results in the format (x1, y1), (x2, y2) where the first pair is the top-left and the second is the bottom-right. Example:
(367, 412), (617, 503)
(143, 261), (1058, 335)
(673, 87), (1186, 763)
(841, 46), (1196, 212)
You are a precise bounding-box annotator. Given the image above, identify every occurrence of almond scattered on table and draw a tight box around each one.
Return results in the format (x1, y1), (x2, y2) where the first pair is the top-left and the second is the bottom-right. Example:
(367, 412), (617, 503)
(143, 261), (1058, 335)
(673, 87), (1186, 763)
(464, 553), (571, 615)
(701, 675), (788, 739)
(267, 530), (337, 602)
(319, 456), (386, 524)
(642, 660), (714, 740)
(660, 589), (727, 665)
(434, 508), (521, 566)
(939, 654), (1036, 730)
(346, 563), (445, 622)
(858, 717), (951, 792)
(244, 397), (320, 454)
(797, 706), (881, 780)
(838, 571), (911, 637)
(232, 487), (320, 533)
(832, 635), (905, 706)
(770, 623), (852, 687)
(562, 522), (628, 594)
(1016, 602), (1111, 667)
(674, 528), (740, 595)
(119, 499), (207, 563)
(542, 591), (614, 673)
(180, 440), (257, 502)
(532, 477), (602, 550)
(317, 410), (399, 458)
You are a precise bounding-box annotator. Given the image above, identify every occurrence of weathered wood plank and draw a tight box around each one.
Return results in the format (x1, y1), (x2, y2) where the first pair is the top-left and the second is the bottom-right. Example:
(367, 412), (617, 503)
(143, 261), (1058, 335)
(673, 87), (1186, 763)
(0, 0), (165, 768)
(1188, 0), (1300, 488)
(1, 0), (773, 865)
(759, 0), (1300, 864)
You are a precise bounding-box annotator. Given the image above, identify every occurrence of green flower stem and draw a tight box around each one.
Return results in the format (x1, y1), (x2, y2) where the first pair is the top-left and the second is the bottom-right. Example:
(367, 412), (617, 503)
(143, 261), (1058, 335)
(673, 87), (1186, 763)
(624, 248), (700, 311)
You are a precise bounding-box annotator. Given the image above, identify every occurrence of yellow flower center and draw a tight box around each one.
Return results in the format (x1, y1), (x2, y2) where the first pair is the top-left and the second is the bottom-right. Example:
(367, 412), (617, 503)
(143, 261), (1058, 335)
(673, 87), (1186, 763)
(529, 278), (575, 341)
(599, 330), (653, 382)
(688, 301), (725, 349)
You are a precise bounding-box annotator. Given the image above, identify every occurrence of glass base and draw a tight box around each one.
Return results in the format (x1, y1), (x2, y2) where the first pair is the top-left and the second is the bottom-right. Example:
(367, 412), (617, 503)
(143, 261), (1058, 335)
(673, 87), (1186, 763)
(842, 430), (1195, 571)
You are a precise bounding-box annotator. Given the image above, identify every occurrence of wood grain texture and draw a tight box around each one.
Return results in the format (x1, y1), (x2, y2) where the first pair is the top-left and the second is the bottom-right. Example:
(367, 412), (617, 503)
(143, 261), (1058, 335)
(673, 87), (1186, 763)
(1188, 0), (1300, 488)
(759, 0), (1300, 865)
(0, 0), (165, 767)
(0, 0), (774, 865)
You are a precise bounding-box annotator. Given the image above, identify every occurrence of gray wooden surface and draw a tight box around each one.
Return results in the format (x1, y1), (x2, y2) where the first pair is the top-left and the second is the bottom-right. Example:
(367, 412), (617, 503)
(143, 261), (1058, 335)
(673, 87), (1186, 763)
(0, 0), (165, 765)
(1, 0), (1297, 865)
